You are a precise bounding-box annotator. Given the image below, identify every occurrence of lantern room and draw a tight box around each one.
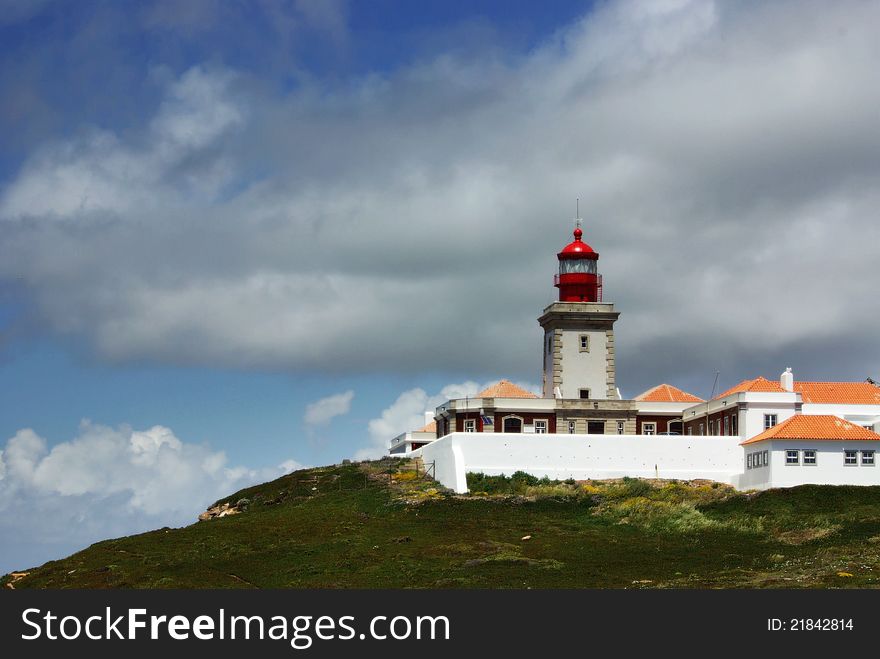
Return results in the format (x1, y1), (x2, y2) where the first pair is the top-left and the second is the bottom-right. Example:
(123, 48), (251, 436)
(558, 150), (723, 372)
(554, 224), (602, 302)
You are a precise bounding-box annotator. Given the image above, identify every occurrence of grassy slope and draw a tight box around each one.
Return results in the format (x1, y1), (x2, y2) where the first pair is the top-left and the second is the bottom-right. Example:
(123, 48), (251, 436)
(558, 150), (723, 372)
(4, 461), (880, 589)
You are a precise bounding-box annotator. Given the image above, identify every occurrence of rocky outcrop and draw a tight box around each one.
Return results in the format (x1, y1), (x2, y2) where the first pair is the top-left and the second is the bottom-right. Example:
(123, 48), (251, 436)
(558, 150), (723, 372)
(198, 498), (249, 521)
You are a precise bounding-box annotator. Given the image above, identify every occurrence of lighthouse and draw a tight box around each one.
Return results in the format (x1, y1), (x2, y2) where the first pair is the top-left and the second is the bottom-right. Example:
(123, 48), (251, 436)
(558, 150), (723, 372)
(538, 218), (620, 401)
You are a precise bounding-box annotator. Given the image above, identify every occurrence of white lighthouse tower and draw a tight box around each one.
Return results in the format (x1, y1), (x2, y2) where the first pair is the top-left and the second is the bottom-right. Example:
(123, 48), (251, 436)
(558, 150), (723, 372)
(538, 218), (620, 400)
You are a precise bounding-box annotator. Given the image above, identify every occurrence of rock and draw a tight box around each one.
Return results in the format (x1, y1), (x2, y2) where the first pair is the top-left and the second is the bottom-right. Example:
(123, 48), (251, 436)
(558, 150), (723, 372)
(521, 535), (532, 541)
(199, 500), (244, 521)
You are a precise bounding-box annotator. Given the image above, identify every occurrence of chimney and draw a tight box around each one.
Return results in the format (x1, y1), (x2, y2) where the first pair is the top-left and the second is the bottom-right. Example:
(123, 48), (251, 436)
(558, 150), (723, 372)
(780, 367), (794, 392)
(424, 411), (434, 426)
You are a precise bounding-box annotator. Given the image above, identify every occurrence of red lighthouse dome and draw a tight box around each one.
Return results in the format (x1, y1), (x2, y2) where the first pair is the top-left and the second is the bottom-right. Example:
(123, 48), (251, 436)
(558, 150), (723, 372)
(554, 224), (602, 302)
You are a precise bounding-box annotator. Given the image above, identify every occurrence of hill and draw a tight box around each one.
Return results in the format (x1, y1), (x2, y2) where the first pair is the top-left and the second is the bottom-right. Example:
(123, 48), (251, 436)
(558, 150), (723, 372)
(4, 459), (880, 589)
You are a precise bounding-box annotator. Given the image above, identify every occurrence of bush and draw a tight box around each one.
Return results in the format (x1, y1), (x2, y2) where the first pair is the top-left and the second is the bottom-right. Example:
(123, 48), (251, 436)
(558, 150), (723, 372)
(466, 472), (582, 497)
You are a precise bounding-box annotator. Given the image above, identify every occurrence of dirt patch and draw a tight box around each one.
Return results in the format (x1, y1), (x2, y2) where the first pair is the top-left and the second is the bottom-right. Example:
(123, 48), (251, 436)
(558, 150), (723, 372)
(774, 526), (839, 545)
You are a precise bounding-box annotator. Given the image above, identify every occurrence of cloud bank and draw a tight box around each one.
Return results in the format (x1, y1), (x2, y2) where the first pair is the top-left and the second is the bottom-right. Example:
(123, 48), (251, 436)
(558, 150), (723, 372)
(2, 0), (879, 394)
(0, 422), (301, 574)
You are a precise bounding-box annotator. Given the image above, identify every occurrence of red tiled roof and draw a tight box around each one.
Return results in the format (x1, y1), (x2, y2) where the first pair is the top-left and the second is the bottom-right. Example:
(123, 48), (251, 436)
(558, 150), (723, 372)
(794, 382), (880, 405)
(741, 414), (880, 445)
(417, 421), (437, 433)
(715, 376), (787, 399)
(634, 383), (704, 403)
(476, 380), (538, 399)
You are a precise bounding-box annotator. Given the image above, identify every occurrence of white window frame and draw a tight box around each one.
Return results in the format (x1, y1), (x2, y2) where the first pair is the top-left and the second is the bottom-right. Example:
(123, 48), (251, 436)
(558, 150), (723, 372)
(802, 449), (816, 466)
(844, 450), (858, 466)
(764, 414), (778, 430)
(568, 420), (576, 434)
(534, 420), (547, 434)
(785, 449), (799, 465)
(464, 419), (476, 433)
(617, 421), (625, 435)
(699, 422), (704, 435)
(862, 450), (875, 466)
(723, 416), (730, 436)
(747, 454), (753, 469)
(643, 422), (656, 436)
(762, 450), (768, 466)
(731, 415), (737, 436)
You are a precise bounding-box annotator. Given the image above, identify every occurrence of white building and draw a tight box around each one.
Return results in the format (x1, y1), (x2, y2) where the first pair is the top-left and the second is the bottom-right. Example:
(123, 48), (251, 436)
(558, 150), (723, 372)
(737, 415), (880, 490)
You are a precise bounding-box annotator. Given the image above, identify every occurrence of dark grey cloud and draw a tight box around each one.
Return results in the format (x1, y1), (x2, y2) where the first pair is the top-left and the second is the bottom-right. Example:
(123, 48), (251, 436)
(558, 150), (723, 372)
(1, 0), (879, 394)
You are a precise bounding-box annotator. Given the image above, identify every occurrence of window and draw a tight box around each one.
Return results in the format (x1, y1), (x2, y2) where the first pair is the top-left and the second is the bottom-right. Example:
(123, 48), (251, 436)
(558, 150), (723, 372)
(687, 427), (693, 435)
(568, 420), (576, 434)
(480, 415), (493, 426)
(588, 421), (605, 434)
(762, 450), (768, 466)
(464, 419), (476, 432)
(643, 422), (656, 436)
(844, 450), (858, 466)
(862, 450), (875, 466)
(747, 454), (753, 469)
(579, 334), (590, 352)
(785, 450), (799, 465)
(535, 420), (547, 434)
(723, 416), (730, 436)
(617, 421), (625, 435)
(579, 389), (590, 399)
(503, 417), (523, 433)
(764, 414), (778, 430)
(699, 423), (705, 435)
(708, 420), (714, 435)
(559, 258), (597, 275)
(803, 449), (816, 465)
(731, 415), (737, 435)
(546, 335), (553, 354)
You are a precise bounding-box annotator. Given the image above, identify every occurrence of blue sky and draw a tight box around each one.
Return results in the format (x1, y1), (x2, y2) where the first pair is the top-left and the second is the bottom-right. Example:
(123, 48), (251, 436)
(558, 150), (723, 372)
(2, 0), (880, 572)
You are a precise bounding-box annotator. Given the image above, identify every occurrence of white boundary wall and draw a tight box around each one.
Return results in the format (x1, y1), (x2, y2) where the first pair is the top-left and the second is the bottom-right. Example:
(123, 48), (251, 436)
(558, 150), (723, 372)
(413, 432), (743, 493)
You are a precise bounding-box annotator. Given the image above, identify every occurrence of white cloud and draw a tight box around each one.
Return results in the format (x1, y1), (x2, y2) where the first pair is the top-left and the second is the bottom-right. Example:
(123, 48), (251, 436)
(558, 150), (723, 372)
(304, 390), (354, 426)
(0, 422), (302, 574)
(1, 1), (880, 390)
(357, 379), (540, 459)
(0, 65), (242, 219)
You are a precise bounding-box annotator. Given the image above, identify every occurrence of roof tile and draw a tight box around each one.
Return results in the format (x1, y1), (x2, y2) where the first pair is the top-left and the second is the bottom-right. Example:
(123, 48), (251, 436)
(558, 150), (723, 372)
(716, 376), (786, 399)
(741, 414), (880, 445)
(476, 380), (538, 399)
(634, 383), (704, 403)
(794, 381), (880, 405)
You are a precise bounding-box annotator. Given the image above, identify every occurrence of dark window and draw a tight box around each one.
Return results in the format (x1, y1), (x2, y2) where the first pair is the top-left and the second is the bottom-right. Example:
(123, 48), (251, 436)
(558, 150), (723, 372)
(587, 421), (605, 434)
(503, 417), (522, 433)
(579, 389), (590, 399)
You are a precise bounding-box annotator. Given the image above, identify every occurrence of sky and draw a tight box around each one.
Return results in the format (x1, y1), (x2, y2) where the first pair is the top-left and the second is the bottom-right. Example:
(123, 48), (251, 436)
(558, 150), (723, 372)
(1, 0), (879, 572)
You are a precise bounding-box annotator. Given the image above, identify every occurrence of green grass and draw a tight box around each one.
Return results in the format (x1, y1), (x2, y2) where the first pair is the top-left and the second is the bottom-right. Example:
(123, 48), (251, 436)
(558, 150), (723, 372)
(4, 462), (880, 589)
